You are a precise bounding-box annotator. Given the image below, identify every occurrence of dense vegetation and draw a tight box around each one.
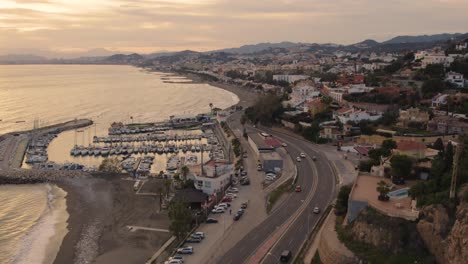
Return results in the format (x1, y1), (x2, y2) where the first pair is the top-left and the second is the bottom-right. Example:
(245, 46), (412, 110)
(244, 94), (284, 126)
(410, 136), (468, 206)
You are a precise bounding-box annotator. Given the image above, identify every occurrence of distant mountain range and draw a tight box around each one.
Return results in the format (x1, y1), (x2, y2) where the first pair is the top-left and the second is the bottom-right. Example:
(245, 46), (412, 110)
(211, 33), (466, 54)
(0, 32), (466, 64)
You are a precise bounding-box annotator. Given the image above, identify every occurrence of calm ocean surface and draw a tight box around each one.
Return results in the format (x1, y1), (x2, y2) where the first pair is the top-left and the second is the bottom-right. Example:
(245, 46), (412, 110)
(0, 65), (239, 263)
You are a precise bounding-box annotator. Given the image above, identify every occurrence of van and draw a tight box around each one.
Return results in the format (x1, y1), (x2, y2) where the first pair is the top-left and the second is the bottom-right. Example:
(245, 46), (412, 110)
(280, 250), (292, 262)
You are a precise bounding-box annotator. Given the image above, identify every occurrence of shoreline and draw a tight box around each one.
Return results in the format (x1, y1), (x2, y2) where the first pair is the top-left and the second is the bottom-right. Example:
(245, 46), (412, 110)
(2, 67), (254, 264)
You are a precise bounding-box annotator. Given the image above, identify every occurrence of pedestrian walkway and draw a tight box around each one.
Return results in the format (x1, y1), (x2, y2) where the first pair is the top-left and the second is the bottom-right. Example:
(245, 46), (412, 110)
(303, 211), (356, 264)
(180, 130), (268, 264)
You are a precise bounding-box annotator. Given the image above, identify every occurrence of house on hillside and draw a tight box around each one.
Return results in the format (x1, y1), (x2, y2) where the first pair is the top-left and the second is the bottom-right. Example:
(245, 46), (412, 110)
(445, 71), (465, 88)
(333, 108), (382, 124)
(431, 93), (449, 108)
(397, 108), (430, 128)
(305, 98), (327, 117)
(393, 140), (427, 159)
(427, 115), (468, 135)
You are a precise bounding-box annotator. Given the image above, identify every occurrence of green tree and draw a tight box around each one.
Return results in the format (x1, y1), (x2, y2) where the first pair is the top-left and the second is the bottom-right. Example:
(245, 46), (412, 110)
(381, 139), (397, 152)
(320, 95), (333, 105)
(390, 155), (413, 180)
(424, 63), (445, 78)
(181, 165), (190, 181)
(421, 79), (445, 98)
(432, 138), (444, 152)
(444, 142), (454, 170)
(335, 185), (352, 215)
(380, 111), (399, 126)
(376, 180), (391, 201)
(163, 179), (172, 198)
(168, 201), (192, 240)
(98, 157), (122, 173)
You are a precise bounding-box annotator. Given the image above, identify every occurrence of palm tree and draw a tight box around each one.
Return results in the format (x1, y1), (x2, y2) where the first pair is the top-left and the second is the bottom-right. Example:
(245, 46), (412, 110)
(209, 103), (213, 115)
(181, 165), (189, 181)
(376, 180), (391, 201)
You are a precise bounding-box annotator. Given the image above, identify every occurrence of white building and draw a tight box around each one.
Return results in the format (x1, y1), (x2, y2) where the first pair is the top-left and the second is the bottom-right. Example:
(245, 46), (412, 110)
(415, 51), (455, 68)
(273, 74), (309, 84)
(456, 42), (467, 51)
(431, 93), (449, 108)
(288, 84), (320, 108)
(192, 161), (233, 195)
(333, 108), (382, 124)
(445, 71), (465, 88)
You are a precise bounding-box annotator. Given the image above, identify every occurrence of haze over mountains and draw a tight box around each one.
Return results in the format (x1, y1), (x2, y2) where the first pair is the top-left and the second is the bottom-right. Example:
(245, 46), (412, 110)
(0, 33), (466, 64)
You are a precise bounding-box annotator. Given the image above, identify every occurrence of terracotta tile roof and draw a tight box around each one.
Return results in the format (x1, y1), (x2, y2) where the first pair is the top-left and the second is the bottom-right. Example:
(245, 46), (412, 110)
(335, 107), (353, 114)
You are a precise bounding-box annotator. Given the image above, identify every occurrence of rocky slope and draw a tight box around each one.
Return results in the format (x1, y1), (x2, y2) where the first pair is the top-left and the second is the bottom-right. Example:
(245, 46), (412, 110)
(350, 208), (427, 255)
(417, 189), (468, 264)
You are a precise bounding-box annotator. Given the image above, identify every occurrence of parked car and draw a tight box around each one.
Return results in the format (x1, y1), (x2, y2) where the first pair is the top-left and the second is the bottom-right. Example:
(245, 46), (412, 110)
(221, 197), (232, 203)
(217, 203), (230, 208)
(241, 202), (248, 209)
(212, 207), (225, 214)
(166, 260), (182, 264)
(266, 173), (276, 178)
(228, 187), (239, 193)
(233, 213), (242, 221)
(193, 232), (205, 239)
(296, 157), (301, 162)
(312, 156), (317, 161)
(206, 218), (218, 223)
(237, 208), (245, 215)
(168, 256), (184, 263)
(240, 178), (250, 185)
(280, 250), (292, 262)
(243, 154), (248, 158)
(185, 237), (202, 243)
(300, 152), (306, 158)
(240, 171), (247, 176)
(281, 143), (288, 147)
(265, 176), (275, 181)
(313, 207), (320, 214)
(176, 246), (193, 254)
(190, 233), (204, 240)
(295, 185), (302, 192)
(225, 193), (237, 198)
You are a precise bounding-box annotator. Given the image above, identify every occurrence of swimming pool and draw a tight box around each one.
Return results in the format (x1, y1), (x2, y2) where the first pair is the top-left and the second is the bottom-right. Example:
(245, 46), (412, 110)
(388, 187), (409, 199)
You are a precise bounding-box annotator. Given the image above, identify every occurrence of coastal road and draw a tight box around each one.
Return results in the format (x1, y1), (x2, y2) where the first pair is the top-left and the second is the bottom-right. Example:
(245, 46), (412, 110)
(220, 125), (337, 264)
(259, 127), (337, 264)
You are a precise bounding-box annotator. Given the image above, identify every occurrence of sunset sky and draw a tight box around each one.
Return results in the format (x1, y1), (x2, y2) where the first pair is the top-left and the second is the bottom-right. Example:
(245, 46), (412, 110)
(0, 0), (467, 56)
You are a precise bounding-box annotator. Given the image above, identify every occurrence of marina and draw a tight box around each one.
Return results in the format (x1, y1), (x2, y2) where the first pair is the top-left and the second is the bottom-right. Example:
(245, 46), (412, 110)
(20, 113), (231, 177)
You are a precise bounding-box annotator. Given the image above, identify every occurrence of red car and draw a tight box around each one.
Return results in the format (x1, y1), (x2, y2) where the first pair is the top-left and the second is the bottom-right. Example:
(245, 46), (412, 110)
(221, 197), (232, 203)
(295, 185), (302, 192)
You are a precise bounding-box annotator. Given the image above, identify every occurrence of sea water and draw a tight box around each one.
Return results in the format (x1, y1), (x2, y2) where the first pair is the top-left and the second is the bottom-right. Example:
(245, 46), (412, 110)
(0, 184), (68, 264)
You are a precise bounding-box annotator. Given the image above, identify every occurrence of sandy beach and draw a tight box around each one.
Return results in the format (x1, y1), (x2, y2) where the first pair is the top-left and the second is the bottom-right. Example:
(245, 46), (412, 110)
(53, 175), (173, 264)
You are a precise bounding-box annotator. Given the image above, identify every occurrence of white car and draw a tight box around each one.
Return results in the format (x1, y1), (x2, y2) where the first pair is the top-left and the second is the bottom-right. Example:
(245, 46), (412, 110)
(169, 256), (184, 263)
(166, 260), (183, 264)
(281, 143), (288, 147)
(265, 176), (275, 181)
(193, 232), (205, 239)
(176, 246), (193, 254)
(266, 173), (276, 178)
(313, 207), (320, 214)
(228, 187), (239, 193)
(212, 207), (225, 214)
(300, 153), (306, 158)
(296, 157), (301, 162)
(225, 193), (237, 198)
(217, 203), (229, 208)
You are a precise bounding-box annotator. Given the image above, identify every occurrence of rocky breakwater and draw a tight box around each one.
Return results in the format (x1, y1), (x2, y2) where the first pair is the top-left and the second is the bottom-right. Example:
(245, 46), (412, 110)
(0, 168), (91, 184)
(417, 188), (468, 264)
